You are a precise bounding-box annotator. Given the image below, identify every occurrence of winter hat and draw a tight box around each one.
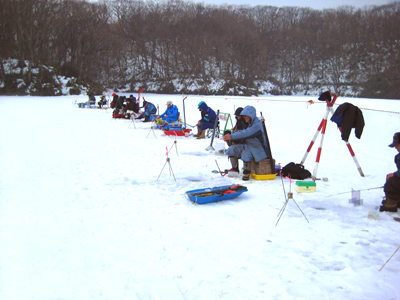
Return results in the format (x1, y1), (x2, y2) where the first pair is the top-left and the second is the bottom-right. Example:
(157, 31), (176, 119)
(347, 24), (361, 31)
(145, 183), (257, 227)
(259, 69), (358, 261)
(166, 101), (173, 106)
(234, 107), (243, 116)
(143, 100), (148, 106)
(389, 132), (400, 147)
(112, 93), (116, 97)
(318, 91), (332, 102)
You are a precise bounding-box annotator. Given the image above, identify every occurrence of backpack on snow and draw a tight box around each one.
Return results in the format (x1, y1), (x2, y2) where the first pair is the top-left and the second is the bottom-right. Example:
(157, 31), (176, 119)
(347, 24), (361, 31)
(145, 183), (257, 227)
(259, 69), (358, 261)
(281, 162), (312, 180)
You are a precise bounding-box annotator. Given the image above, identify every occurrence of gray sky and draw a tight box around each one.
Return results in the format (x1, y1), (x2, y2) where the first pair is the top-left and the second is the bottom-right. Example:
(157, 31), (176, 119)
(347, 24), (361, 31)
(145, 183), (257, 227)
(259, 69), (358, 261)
(91, 0), (394, 10)
(191, 0), (392, 10)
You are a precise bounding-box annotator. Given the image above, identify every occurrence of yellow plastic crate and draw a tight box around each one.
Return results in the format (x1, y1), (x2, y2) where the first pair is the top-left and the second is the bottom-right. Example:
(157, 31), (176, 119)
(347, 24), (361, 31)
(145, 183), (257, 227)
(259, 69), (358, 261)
(250, 173), (276, 180)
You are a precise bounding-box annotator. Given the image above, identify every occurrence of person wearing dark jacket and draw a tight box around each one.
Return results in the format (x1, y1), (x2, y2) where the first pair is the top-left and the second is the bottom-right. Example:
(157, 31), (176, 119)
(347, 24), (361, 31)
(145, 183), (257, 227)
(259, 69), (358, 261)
(196, 101), (217, 139)
(98, 95), (107, 108)
(330, 102), (364, 142)
(110, 93), (118, 109)
(223, 107), (248, 146)
(127, 95), (139, 113)
(380, 132), (400, 212)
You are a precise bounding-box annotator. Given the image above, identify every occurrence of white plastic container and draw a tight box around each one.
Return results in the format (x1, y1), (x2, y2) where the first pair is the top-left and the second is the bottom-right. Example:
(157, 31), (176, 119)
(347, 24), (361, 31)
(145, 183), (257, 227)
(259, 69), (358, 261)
(368, 205), (380, 220)
(215, 142), (225, 155)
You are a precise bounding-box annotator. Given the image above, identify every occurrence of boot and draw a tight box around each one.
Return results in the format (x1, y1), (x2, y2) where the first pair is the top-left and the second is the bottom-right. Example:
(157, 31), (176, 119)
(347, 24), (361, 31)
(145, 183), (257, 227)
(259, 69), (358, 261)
(242, 162), (251, 181)
(227, 157), (239, 173)
(196, 130), (205, 139)
(195, 126), (201, 137)
(380, 197), (398, 212)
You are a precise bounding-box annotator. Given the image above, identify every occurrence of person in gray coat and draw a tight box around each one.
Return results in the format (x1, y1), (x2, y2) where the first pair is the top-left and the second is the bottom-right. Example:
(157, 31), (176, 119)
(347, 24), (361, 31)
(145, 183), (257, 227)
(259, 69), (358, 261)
(223, 105), (271, 180)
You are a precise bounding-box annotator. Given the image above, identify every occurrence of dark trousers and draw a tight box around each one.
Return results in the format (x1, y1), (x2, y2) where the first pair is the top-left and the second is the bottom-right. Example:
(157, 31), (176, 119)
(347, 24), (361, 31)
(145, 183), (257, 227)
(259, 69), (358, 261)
(384, 175), (400, 201)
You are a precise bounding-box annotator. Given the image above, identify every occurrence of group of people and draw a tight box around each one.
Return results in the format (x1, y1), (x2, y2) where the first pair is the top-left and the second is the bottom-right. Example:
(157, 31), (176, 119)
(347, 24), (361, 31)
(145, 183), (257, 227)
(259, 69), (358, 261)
(90, 92), (400, 211)
(111, 94), (140, 119)
(194, 101), (272, 181)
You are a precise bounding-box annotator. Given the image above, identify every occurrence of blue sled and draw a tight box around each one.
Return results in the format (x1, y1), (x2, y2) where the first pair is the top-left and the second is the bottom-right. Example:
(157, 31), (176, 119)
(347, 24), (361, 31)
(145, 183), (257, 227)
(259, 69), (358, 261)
(186, 184), (248, 204)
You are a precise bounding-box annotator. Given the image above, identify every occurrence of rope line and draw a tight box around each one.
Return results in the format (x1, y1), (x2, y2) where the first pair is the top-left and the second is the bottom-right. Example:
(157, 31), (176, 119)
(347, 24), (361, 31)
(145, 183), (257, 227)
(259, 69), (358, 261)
(202, 96), (400, 114)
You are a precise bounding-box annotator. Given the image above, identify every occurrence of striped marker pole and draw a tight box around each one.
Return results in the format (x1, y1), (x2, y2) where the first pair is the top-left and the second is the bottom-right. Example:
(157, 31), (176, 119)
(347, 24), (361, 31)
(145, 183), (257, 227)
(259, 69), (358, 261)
(341, 130), (365, 177)
(301, 96), (337, 181)
(300, 107), (330, 166)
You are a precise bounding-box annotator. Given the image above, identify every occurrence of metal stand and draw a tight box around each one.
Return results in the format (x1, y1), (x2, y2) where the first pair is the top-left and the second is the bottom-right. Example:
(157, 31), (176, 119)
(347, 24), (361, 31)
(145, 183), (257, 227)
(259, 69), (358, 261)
(128, 114), (137, 129)
(300, 94), (364, 180)
(206, 110), (220, 151)
(146, 122), (157, 139)
(276, 191), (309, 226)
(169, 139), (178, 156)
(275, 173), (309, 226)
(157, 157), (176, 181)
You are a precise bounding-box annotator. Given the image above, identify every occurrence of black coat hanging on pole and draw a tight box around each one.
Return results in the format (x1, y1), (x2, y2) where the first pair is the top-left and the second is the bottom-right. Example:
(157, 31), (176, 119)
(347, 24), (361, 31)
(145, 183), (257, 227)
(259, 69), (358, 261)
(330, 102), (365, 142)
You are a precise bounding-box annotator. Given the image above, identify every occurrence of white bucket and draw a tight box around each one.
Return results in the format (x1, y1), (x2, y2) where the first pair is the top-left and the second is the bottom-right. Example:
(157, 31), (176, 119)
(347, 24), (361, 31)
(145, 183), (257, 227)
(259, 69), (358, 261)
(215, 142), (225, 155)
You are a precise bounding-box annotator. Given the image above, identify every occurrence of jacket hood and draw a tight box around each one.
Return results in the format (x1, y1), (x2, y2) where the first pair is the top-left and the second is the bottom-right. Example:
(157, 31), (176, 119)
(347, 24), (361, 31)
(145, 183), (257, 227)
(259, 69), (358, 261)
(240, 105), (256, 121)
(198, 101), (208, 111)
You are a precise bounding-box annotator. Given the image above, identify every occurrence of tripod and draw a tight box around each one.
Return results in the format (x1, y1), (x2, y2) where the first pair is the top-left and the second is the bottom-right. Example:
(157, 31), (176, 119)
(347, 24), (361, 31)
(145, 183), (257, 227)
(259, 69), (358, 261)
(276, 176), (309, 226)
(146, 121), (157, 139)
(157, 156), (176, 181)
(300, 94), (364, 181)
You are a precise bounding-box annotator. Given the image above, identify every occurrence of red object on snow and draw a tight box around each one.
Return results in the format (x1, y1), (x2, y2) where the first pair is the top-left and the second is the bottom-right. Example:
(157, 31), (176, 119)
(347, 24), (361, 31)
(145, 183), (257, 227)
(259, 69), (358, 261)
(163, 129), (192, 136)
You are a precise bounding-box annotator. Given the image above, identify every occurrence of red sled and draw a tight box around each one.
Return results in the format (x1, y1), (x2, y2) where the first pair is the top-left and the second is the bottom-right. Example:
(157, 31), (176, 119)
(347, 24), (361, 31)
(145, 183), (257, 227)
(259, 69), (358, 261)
(163, 129), (192, 136)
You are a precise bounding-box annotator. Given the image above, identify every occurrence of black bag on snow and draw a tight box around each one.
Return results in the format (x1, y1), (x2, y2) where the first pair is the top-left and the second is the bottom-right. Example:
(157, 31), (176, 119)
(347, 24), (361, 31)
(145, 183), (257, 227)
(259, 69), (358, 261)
(281, 162), (312, 180)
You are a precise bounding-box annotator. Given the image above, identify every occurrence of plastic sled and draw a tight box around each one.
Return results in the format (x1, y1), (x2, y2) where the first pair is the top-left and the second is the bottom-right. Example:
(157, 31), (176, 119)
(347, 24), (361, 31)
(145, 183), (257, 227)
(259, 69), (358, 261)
(163, 129), (192, 136)
(186, 184), (248, 204)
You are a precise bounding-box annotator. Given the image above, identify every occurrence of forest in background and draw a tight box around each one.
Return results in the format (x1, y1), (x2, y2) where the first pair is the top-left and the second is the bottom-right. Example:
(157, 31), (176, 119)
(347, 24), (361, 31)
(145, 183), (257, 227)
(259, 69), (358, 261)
(0, 0), (399, 98)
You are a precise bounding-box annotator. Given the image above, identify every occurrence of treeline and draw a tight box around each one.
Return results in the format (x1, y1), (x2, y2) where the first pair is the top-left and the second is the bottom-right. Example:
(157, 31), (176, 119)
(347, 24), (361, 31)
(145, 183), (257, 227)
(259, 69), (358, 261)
(1, 0), (399, 98)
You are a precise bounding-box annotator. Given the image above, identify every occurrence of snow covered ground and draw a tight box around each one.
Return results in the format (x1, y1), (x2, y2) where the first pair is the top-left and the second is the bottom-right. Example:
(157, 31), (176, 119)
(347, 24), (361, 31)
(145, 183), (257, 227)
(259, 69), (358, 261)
(0, 93), (399, 300)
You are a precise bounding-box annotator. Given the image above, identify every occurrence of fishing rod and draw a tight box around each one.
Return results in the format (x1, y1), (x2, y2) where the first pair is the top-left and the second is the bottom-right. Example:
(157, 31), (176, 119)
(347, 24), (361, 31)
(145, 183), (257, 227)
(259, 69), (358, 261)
(325, 186), (383, 198)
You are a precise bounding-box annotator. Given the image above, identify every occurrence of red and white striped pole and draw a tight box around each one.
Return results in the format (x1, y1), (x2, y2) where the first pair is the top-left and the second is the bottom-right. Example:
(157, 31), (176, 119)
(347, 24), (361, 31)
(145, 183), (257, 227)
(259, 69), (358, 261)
(300, 107), (330, 166)
(301, 95), (337, 180)
(342, 131), (365, 177)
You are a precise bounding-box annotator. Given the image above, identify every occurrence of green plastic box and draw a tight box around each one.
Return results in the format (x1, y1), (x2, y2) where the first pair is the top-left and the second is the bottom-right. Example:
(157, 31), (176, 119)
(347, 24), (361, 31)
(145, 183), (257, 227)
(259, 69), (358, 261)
(295, 181), (316, 193)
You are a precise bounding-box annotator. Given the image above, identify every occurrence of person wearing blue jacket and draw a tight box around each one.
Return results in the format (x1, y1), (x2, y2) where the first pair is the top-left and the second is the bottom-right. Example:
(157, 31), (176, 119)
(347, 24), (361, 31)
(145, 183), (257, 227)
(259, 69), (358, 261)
(380, 132), (400, 212)
(196, 101), (217, 139)
(138, 100), (157, 122)
(158, 101), (179, 123)
(223, 105), (271, 180)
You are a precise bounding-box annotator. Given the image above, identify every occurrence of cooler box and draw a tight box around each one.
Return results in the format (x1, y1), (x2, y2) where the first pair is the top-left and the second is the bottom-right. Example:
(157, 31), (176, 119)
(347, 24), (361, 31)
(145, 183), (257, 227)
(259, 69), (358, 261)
(169, 123), (182, 131)
(295, 181), (316, 193)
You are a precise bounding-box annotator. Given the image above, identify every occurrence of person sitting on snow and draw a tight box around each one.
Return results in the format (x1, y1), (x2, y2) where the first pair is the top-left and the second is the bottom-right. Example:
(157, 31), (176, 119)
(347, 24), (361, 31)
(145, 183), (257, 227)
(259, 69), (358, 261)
(110, 93), (118, 109)
(155, 100), (179, 128)
(380, 132), (400, 212)
(123, 97), (139, 119)
(98, 95), (107, 108)
(87, 94), (96, 106)
(196, 101), (217, 139)
(137, 99), (157, 122)
(222, 105), (272, 180)
(128, 95), (139, 113)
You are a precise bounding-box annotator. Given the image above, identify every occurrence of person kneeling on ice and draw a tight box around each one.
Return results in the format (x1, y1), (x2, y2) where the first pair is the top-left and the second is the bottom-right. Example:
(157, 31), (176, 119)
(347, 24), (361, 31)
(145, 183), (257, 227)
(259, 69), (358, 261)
(155, 100), (179, 128)
(137, 99), (156, 122)
(123, 97), (139, 119)
(196, 101), (217, 139)
(380, 132), (400, 212)
(222, 105), (272, 181)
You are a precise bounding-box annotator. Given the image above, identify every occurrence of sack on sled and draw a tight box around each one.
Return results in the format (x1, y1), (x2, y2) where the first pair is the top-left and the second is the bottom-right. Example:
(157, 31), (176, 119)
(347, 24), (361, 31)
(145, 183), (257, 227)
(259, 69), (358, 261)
(281, 162), (311, 180)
